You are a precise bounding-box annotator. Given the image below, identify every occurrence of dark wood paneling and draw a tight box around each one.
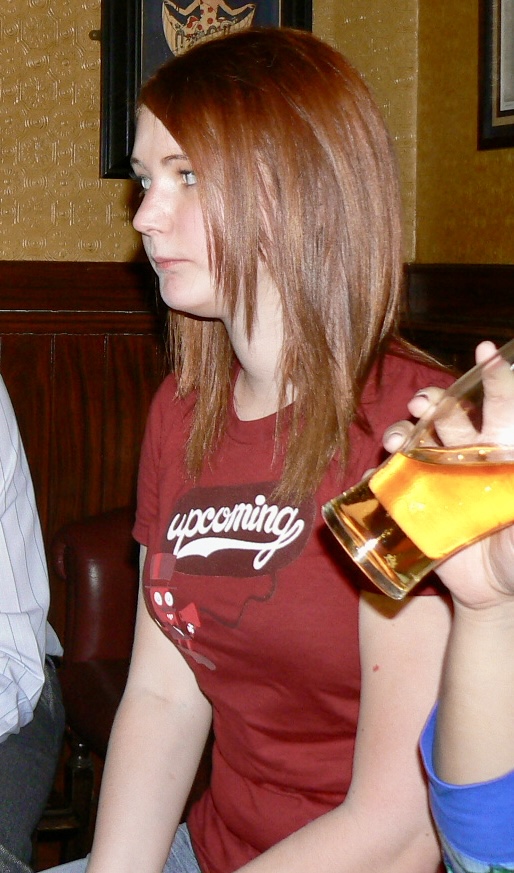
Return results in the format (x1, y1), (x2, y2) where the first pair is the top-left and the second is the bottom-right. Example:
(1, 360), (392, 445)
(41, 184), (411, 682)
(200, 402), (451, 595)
(51, 335), (107, 522)
(403, 264), (514, 371)
(102, 333), (168, 508)
(0, 260), (512, 638)
(0, 261), (166, 638)
(0, 261), (160, 325)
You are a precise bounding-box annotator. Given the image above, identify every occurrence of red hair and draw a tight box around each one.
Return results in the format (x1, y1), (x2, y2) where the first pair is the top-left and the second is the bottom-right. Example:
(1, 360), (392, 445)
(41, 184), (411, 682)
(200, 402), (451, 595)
(139, 27), (404, 500)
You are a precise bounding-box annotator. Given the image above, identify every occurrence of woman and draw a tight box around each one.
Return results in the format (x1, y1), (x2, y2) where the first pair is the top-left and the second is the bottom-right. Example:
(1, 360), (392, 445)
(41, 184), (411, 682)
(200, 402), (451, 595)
(47, 28), (454, 873)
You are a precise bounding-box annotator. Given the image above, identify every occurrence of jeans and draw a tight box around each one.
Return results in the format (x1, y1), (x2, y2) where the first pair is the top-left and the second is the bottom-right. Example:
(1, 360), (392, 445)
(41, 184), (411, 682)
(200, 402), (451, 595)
(43, 822), (202, 873)
(0, 660), (65, 872)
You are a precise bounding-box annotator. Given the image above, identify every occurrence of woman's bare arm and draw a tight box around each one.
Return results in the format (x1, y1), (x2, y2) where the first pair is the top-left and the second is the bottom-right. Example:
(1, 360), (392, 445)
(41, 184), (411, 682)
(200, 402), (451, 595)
(86, 546), (213, 873)
(231, 592), (451, 873)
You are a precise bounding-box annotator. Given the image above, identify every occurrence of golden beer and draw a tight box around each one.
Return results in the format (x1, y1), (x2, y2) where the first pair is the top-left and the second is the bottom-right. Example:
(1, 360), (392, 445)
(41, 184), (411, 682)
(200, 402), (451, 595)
(323, 445), (514, 599)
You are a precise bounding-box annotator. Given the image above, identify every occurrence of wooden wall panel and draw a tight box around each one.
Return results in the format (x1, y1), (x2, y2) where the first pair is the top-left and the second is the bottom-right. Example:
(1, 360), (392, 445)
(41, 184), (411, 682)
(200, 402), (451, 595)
(403, 264), (514, 371)
(0, 261), (166, 638)
(0, 260), (512, 639)
(51, 335), (107, 526)
(103, 333), (168, 509)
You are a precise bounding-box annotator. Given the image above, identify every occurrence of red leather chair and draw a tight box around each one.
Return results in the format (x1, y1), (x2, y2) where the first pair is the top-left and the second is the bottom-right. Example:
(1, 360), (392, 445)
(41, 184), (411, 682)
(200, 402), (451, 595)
(53, 506), (139, 762)
(33, 507), (139, 862)
(39, 507), (210, 861)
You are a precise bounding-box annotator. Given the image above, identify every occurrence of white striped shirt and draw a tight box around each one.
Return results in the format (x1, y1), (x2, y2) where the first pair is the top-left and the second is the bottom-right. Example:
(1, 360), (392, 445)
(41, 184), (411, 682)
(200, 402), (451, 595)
(0, 376), (62, 742)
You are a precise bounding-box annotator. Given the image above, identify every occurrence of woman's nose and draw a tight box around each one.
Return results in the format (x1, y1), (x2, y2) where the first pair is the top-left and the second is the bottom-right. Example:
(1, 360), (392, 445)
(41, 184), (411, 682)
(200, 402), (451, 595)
(132, 191), (167, 235)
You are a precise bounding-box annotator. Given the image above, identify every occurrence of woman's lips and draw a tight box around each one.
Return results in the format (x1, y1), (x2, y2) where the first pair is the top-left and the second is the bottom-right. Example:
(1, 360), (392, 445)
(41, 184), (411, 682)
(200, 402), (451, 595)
(153, 257), (187, 270)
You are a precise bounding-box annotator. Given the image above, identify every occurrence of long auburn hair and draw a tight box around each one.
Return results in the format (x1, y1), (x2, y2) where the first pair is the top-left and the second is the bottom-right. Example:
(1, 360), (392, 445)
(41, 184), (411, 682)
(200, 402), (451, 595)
(139, 27), (404, 501)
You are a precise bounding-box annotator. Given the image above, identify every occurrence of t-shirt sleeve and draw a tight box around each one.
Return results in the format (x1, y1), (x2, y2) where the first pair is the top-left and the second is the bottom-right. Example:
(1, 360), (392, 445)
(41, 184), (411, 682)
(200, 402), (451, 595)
(420, 706), (514, 872)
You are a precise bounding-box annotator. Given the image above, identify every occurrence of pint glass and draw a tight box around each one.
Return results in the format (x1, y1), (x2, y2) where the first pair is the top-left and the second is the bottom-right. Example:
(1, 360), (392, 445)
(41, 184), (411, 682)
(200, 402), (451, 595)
(322, 339), (514, 599)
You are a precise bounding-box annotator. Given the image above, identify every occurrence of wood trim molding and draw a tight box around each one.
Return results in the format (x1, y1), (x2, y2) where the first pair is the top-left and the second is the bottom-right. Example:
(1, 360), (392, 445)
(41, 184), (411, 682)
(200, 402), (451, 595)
(0, 260), (168, 637)
(403, 263), (514, 368)
(404, 263), (514, 340)
(0, 261), (163, 333)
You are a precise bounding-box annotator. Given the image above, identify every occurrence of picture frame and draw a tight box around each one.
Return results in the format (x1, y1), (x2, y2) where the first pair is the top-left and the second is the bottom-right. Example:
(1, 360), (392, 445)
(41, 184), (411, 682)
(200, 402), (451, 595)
(100, 0), (313, 178)
(478, 0), (514, 149)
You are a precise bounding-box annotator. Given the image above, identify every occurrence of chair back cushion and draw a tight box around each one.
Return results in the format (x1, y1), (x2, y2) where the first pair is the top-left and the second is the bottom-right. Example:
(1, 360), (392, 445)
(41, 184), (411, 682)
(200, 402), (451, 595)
(51, 507), (139, 663)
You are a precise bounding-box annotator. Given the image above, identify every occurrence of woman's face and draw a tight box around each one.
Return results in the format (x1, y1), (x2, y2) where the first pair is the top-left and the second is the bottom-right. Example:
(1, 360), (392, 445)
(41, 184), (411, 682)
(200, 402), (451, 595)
(132, 106), (224, 319)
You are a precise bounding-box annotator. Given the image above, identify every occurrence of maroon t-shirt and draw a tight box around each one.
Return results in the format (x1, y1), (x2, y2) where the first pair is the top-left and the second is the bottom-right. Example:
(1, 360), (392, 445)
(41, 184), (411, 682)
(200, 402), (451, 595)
(133, 351), (452, 873)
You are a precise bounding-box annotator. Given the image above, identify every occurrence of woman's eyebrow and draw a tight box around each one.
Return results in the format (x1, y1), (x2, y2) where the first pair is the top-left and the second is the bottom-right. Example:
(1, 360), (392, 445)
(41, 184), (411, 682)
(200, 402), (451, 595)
(163, 153), (189, 164)
(130, 153), (189, 170)
(130, 156), (146, 172)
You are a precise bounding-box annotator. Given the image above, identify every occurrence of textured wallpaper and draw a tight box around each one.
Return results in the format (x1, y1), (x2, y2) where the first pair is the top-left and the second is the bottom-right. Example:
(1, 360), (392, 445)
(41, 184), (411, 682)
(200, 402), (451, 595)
(2, 1), (512, 263)
(0, 0), (420, 262)
(0, 0), (419, 262)
(0, 0), (141, 261)
(416, 0), (514, 263)
(315, 0), (419, 261)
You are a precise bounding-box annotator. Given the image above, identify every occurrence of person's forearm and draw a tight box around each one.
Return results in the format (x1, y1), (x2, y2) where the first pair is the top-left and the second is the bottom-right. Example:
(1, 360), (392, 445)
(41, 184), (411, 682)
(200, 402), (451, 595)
(232, 801), (440, 873)
(87, 687), (211, 873)
(435, 598), (514, 784)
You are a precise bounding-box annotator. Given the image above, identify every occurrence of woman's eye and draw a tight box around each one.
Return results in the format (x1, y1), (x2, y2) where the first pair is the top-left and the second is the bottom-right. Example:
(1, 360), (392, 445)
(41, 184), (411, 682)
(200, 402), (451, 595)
(129, 169), (151, 191)
(181, 170), (197, 187)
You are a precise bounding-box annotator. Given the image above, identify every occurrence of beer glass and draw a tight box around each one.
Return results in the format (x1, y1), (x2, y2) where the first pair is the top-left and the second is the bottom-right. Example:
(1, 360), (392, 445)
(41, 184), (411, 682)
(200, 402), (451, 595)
(322, 339), (514, 599)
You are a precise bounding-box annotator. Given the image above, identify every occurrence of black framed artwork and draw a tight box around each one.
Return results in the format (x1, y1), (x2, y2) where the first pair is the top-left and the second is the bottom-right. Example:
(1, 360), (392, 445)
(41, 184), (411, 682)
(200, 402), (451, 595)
(100, 0), (313, 178)
(478, 0), (514, 149)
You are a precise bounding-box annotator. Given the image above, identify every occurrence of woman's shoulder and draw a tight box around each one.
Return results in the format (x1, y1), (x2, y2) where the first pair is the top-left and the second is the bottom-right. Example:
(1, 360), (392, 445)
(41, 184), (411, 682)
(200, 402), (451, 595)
(143, 373), (197, 448)
(151, 372), (178, 404)
(150, 373), (196, 415)
(382, 339), (454, 387)
(366, 342), (454, 400)
(357, 342), (454, 436)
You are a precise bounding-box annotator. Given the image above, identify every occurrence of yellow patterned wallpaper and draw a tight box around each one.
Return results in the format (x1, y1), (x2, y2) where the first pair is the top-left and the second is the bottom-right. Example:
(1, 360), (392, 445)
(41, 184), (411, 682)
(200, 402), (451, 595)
(1, 1), (512, 263)
(416, 0), (514, 263)
(0, 0), (420, 262)
(314, 0), (419, 261)
(0, 0), (142, 261)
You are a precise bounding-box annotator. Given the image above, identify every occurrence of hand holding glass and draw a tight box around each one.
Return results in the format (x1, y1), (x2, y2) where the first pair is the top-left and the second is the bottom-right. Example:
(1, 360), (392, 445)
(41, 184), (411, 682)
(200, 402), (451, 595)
(322, 340), (514, 599)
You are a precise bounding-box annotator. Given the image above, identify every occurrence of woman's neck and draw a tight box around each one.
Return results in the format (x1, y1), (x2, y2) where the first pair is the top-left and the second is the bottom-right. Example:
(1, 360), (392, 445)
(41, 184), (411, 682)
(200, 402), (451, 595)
(233, 367), (283, 421)
(226, 279), (291, 421)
